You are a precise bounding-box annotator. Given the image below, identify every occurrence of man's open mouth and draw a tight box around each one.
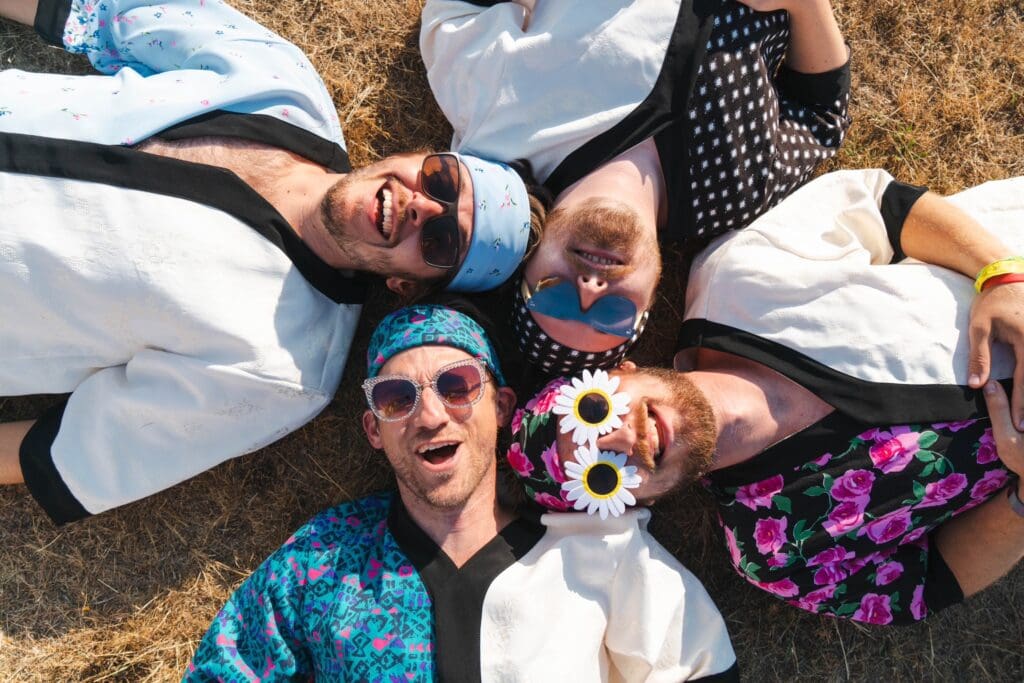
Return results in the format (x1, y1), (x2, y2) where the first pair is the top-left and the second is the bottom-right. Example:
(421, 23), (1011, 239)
(572, 247), (624, 267)
(375, 186), (393, 239)
(416, 440), (459, 465)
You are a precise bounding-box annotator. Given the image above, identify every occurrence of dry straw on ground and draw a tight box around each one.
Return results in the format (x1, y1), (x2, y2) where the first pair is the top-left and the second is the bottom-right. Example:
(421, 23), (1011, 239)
(1, 0), (1022, 680)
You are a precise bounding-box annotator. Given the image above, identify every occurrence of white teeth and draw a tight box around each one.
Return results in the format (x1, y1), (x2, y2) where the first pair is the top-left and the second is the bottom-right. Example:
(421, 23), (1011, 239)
(380, 188), (393, 238)
(578, 251), (617, 266)
(417, 441), (457, 454)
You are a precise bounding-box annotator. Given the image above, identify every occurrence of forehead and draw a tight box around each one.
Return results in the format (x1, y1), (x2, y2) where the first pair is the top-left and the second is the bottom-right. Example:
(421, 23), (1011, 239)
(378, 344), (474, 377)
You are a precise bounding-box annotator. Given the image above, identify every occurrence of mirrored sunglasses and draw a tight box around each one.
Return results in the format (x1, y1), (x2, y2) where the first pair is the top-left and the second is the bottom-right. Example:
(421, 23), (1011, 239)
(521, 278), (639, 338)
(419, 153), (464, 270)
(362, 358), (489, 421)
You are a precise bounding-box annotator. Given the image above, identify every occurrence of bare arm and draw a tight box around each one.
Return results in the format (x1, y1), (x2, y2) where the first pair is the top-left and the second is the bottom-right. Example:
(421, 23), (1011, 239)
(934, 381), (1024, 597)
(0, 420), (33, 485)
(736, 0), (847, 74)
(0, 0), (38, 25)
(900, 191), (1024, 427)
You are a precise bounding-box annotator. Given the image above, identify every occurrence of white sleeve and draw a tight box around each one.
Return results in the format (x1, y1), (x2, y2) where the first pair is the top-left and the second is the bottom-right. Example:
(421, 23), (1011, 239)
(739, 168), (902, 266)
(604, 529), (737, 682)
(1, 0), (341, 145)
(36, 349), (328, 519)
(419, 0), (531, 150)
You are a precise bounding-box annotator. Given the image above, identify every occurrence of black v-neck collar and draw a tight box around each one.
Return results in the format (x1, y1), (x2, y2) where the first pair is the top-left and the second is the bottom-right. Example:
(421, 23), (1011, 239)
(388, 497), (545, 683)
(0, 130), (365, 304)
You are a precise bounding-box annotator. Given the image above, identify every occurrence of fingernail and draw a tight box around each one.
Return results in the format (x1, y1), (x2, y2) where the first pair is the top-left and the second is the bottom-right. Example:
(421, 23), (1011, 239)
(984, 381), (997, 395)
(969, 374), (981, 387)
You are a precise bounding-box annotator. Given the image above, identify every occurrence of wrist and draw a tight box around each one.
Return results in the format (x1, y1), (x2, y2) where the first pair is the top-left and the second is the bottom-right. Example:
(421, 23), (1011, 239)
(974, 256), (1024, 292)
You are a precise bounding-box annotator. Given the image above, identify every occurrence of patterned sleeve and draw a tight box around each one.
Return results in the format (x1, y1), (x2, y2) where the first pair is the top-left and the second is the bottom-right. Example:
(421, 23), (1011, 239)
(4, 0), (341, 145)
(764, 59), (852, 199)
(708, 418), (1010, 626)
(184, 542), (313, 681)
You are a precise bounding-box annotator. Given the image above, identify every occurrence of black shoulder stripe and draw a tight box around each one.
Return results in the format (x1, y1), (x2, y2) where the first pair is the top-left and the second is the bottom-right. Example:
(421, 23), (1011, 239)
(0, 131), (365, 304)
(678, 319), (1002, 424)
(157, 111), (351, 173)
(34, 0), (71, 47)
(692, 661), (740, 683)
(19, 399), (91, 526)
(880, 180), (929, 261)
(775, 58), (851, 110)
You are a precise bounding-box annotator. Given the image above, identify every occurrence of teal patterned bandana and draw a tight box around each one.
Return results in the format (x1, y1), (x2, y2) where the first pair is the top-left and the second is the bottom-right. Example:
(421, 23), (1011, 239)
(366, 305), (506, 386)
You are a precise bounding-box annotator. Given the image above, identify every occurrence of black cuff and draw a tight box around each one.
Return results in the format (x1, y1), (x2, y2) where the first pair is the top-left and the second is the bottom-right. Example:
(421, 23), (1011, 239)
(880, 180), (929, 261)
(923, 536), (966, 616)
(692, 661), (740, 682)
(33, 0), (72, 47)
(19, 400), (91, 526)
(776, 56), (851, 109)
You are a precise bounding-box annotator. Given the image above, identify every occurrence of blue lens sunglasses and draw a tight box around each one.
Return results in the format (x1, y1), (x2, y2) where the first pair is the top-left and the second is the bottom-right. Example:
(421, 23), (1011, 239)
(520, 278), (642, 338)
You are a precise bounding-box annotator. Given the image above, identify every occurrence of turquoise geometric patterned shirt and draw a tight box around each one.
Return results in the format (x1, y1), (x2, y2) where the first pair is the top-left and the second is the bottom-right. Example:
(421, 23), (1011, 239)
(185, 493), (436, 681)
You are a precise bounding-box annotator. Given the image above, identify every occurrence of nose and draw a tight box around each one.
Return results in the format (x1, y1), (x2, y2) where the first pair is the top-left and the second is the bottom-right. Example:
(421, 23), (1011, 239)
(596, 419), (637, 456)
(405, 192), (446, 230)
(411, 385), (449, 430)
(576, 273), (608, 312)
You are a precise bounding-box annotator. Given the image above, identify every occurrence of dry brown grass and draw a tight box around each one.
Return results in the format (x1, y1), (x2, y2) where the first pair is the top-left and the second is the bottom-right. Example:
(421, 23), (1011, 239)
(1, 0), (1022, 680)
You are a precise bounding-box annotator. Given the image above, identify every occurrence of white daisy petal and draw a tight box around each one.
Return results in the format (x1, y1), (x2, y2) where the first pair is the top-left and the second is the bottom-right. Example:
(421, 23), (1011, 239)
(563, 463), (585, 478)
(619, 489), (636, 507)
(574, 497), (589, 512)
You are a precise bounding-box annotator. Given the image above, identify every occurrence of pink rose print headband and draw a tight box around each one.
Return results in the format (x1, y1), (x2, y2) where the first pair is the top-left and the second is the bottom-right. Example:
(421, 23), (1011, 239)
(507, 369), (642, 519)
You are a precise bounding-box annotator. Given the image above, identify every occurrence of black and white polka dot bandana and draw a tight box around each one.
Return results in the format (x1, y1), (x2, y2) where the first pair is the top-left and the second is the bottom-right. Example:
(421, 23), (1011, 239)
(511, 285), (647, 375)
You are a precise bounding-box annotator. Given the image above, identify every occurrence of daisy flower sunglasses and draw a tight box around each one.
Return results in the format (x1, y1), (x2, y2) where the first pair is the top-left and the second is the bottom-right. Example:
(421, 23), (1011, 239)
(362, 358), (489, 421)
(419, 153), (464, 270)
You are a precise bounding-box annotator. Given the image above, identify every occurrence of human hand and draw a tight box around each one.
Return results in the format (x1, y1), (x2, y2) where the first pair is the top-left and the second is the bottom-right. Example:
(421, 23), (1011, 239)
(968, 283), (1024, 429)
(982, 381), (1024, 488)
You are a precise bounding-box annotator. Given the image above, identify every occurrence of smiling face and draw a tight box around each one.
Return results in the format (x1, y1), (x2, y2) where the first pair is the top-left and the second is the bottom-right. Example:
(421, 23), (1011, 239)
(522, 198), (661, 353)
(322, 153), (475, 288)
(552, 364), (717, 502)
(362, 345), (516, 512)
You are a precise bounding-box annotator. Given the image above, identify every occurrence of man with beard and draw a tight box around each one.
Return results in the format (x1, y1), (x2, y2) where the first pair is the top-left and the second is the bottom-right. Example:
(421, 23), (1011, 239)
(510, 170), (1024, 625)
(0, 0), (542, 525)
(185, 302), (738, 681)
(421, 0), (850, 373)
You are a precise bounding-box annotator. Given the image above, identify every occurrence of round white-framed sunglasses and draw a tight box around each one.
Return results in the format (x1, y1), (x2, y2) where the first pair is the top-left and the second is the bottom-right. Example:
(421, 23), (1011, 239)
(361, 358), (490, 421)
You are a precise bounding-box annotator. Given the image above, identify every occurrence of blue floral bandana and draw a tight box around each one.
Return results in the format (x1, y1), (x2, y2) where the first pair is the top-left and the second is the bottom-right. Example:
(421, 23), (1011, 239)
(366, 305), (506, 386)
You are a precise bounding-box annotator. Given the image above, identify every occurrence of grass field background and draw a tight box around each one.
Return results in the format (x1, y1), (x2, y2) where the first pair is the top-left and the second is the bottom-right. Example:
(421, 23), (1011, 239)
(1, 0), (1022, 680)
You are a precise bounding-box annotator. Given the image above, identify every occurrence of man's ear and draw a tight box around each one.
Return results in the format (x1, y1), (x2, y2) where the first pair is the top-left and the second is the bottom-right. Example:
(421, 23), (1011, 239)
(362, 410), (384, 449)
(619, 360), (637, 371)
(495, 386), (518, 427)
(386, 277), (418, 298)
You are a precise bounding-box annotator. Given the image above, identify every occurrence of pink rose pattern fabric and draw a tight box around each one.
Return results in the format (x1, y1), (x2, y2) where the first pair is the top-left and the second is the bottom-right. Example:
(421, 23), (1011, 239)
(706, 418), (1010, 625)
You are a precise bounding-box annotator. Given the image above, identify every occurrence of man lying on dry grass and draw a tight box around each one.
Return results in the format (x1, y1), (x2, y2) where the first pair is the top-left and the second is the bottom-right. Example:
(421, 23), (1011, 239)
(510, 169), (1024, 625)
(185, 301), (739, 682)
(422, 0), (851, 376)
(0, 0), (543, 525)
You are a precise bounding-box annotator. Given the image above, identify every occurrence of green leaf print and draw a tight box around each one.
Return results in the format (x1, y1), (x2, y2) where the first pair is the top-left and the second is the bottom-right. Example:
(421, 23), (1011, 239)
(793, 519), (814, 542)
(773, 495), (793, 514)
(804, 486), (828, 497)
(918, 431), (939, 448)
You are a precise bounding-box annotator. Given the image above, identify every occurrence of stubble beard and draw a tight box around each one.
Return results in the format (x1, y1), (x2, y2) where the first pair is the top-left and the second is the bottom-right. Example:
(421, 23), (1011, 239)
(393, 434), (499, 512)
(633, 366), (717, 487)
(320, 171), (390, 274)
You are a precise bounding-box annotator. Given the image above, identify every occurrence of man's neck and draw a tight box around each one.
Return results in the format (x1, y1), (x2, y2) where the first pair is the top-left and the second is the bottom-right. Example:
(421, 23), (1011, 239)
(554, 137), (668, 231)
(687, 350), (834, 470)
(398, 483), (516, 568)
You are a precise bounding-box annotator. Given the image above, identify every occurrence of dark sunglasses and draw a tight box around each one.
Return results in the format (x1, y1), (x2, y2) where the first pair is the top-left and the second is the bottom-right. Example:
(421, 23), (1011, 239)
(362, 358), (489, 421)
(419, 153), (464, 270)
(520, 278), (640, 338)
